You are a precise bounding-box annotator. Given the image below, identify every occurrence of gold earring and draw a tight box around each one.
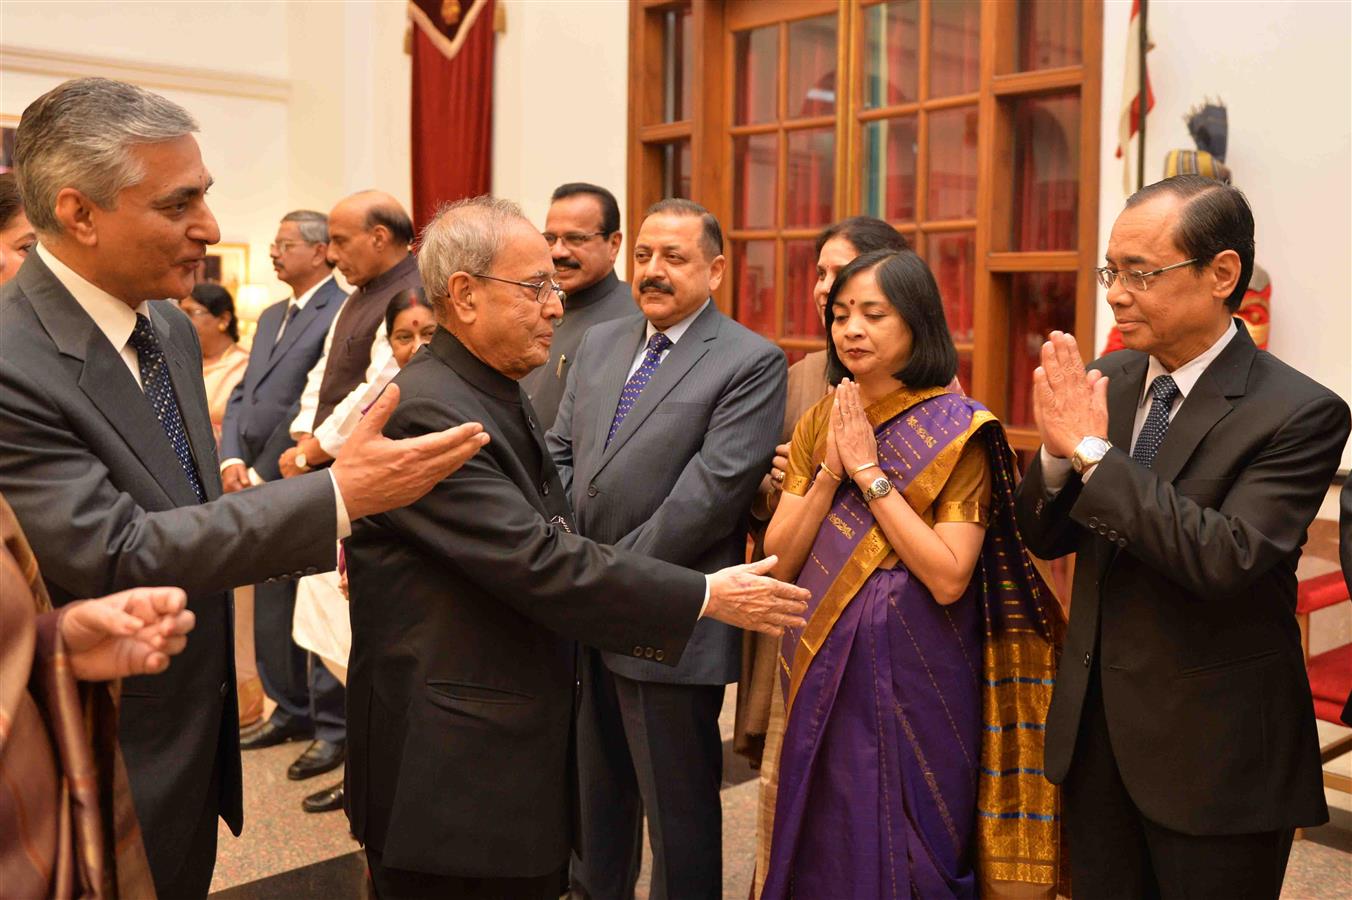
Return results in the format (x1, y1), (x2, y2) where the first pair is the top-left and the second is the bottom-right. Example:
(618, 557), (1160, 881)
(218, 323), (227, 332)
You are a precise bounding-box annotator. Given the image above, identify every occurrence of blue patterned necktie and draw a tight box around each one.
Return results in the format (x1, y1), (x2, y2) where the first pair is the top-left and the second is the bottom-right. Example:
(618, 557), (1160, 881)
(128, 314), (207, 501)
(1131, 374), (1180, 469)
(607, 331), (673, 448)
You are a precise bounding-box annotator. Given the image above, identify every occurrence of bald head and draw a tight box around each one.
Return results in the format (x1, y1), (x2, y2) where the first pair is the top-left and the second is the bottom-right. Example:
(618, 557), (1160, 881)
(326, 189), (414, 286)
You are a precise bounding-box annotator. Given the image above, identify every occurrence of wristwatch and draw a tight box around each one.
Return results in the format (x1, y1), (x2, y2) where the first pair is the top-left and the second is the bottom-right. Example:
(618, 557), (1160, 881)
(294, 451), (311, 472)
(1070, 436), (1112, 474)
(861, 475), (892, 503)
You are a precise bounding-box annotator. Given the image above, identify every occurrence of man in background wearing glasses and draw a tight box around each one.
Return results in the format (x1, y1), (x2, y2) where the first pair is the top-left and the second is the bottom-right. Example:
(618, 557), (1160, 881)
(521, 182), (639, 430)
(1015, 175), (1349, 899)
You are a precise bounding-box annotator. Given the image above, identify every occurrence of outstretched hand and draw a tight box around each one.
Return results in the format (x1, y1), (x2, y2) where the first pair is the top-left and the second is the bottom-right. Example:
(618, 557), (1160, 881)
(1032, 331), (1109, 458)
(61, 587), (195, 682)
(331, 383), (491, 520)
(704, 555), (810, 637)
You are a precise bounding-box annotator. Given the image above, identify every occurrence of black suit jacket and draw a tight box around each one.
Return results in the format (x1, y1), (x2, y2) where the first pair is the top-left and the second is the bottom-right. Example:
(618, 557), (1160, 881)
(344, 329), (706, 878)
(0, 252), (339, 885)
(219, 277), (345, 481)
(1015, 321), (1350, 835)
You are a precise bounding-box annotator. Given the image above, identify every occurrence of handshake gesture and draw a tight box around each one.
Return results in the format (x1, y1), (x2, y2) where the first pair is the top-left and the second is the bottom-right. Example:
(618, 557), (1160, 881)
(705, 555), (809, 637)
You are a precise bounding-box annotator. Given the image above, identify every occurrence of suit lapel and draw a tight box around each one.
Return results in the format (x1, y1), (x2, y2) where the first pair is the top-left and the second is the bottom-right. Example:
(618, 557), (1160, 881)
(1106, 353), (1147, 451)
(1148, 322), (1252, 485)
(597, 303), (719, 470)
(262, 280), (338, 379)
(592, 317), (648, 457)
(153, 304), (220, 500)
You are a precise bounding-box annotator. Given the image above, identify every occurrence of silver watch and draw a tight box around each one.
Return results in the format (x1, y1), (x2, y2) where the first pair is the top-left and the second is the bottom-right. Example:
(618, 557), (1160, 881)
(861, 475), (892, 503)
(1071, 436), (1112, 474)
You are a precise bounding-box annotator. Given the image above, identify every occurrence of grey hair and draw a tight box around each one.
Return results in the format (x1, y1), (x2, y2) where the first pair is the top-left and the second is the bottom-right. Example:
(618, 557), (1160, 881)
(418, 195), (528, 311)
(281, 209), (329, 244)
(14, 77), (199, 235)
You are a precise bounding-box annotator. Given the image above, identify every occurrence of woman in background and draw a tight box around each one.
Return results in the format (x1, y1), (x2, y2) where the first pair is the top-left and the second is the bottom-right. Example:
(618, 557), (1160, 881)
(0, 172), (37, 285)
(181, 283), (249, 445)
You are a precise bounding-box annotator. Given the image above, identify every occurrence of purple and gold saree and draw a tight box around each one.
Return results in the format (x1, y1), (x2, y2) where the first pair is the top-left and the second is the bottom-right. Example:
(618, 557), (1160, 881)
(762, 387), (1064, 900)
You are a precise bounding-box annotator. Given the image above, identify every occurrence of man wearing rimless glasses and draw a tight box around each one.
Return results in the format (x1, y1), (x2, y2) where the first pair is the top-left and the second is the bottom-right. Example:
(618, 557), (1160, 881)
(521, 182), (639, 430)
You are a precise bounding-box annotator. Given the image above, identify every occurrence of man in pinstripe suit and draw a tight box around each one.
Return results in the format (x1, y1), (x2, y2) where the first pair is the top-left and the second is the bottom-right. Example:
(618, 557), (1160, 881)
(547, 199), (787, 900)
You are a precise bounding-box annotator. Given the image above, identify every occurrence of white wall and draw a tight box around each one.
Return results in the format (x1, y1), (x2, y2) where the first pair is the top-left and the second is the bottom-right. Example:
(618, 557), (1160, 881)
(1098, 0), (1352, 469)
(492, 0), (629, 234)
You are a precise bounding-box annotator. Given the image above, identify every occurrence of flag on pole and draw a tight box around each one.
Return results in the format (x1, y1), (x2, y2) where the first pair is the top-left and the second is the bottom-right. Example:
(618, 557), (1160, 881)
(1115, 0), (1154, 194)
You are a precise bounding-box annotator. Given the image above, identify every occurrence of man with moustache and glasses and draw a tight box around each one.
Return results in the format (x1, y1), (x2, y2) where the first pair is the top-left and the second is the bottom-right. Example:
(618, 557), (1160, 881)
(548, 199), (787, 899)
(521, 182), (638, 430)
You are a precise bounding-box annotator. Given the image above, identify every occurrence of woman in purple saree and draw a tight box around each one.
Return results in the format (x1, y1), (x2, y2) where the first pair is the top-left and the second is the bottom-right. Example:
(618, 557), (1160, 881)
(762, 250), (1064, 899)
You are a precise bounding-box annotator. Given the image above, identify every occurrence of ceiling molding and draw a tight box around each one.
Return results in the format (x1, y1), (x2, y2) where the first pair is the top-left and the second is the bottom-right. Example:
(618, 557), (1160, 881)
(0, 45), (291, 103)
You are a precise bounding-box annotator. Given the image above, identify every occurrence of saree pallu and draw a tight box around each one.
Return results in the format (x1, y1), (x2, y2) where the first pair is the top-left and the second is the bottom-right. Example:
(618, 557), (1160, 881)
(762, 391), (1064, 900)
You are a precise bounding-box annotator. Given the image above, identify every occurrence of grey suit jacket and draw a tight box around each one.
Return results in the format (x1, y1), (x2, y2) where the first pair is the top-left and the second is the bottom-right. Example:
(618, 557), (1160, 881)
(547, 302), (786, 684)
(220, 276), (346, 480)
(0, 251), (339, 882)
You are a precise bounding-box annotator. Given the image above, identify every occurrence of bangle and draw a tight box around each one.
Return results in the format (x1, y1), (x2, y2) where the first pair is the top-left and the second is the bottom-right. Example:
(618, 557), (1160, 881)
(849, 461), (880, 477)
(818, 461), (843, 482)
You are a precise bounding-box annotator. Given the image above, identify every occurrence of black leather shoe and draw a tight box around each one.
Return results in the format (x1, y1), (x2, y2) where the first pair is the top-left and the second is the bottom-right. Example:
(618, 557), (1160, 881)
(239, 719), (310, 750)
(287, 739), (345, 780)
(302, 782), (344, 813)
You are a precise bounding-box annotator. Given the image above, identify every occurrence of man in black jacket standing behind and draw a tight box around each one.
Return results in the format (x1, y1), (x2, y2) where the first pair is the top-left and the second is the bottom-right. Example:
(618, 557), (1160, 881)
(1015, 175), (1350, 899)
(344, 196), (809, 899)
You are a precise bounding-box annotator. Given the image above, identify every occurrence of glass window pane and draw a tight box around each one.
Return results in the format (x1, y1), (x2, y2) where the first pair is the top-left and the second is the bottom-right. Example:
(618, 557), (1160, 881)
(785, 128), (834, 228)
(927, 231), (975, 346)
(930, 0), (980, 98)
(1007, 272), (1076, 428)
(1010, 92), (1080, 251)
(733, 133), (778, 228)
(957, 352), (973, 397)
(863, 0), (918, 108)
(784, 240), (825, 339)
(735, 26), (778, 125)
(662, 6), (694, 123)
(787, 14), (837, 118)
(927, 106), (978, 220)
(861, 116), (917, 221)
(1017, 0), (1083, 72)
(660, 140), (691, 200)
(733, 240), (777, 340)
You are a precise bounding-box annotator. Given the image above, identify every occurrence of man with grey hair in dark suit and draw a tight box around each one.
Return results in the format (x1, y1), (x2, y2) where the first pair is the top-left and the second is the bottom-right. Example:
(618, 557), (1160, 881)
(0, 77), (486, 898)
(548, 198), (787, 900)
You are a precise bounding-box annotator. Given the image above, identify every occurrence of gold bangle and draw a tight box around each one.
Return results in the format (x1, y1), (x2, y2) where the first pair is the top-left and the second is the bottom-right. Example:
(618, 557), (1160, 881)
(849, 462), (880, 477)
(818, 461), (843, 482)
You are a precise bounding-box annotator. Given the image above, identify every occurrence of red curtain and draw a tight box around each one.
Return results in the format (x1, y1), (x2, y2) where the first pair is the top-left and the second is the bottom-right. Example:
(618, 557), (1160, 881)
(410, 0), (495, 233)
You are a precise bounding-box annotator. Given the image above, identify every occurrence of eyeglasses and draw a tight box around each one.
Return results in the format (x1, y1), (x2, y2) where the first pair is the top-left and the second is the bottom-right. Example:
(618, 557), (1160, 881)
(269, 239), (317, 254)
(471, 273), (567, 306)
(1095, 258), (1198, 292)
(542, 231), (606, 249)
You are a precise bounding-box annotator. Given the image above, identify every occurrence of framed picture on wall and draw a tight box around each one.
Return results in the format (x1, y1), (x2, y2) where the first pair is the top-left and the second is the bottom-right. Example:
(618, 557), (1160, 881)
(198, 241), (249, 301)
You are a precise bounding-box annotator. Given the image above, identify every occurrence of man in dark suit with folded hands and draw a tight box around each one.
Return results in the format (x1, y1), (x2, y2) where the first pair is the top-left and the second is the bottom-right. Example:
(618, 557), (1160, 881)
(344, 195), (808, 900)
(0, 77), (487, 899)
(1015, 175), (1350, 900)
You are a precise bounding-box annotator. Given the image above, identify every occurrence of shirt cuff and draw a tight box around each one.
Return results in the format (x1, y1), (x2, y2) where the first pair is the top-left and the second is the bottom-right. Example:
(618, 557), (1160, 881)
(219, 457), (244, 472)
(246, 467), (264, 486)
(699, 576), (711, 618)
(329, 470), (352, 539)
(1039, 446), (1075, 497)
(317, 427), (345, 459)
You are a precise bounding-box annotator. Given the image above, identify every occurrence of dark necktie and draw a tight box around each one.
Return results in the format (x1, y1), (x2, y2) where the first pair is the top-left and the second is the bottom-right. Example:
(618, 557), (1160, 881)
(1131, 374), (1180, 469)
(273, 301), (299, 348)
(128, 314), (207, 502)
(607, 331), (673, 448)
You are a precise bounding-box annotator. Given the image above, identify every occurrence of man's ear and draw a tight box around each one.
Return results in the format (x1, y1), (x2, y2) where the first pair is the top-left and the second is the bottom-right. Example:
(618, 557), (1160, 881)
(445, 271), (478, 325)
(1210, 249), (1241, 304)
(370, 225), (389, 252)
(53, 187), (99, 247)
(605, 231), (623, 265)
(706, 253), (727, 294)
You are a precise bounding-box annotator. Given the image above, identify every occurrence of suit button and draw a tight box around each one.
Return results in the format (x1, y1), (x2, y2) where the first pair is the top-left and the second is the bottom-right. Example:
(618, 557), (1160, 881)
(1117, 537), (1128, 547)
(1083, 652), (1091, 667)
(654, 650), (665, 662)
(305, 567), (318, 576)
(1087, 516), (1099, 528)
(1097, 525), (1108, 536)
(587, 485), (598, 497)
(220, 681), (229, 698)
(1107, 530), (1118, 541)
(542, 482), (550, 496)
(633, 646), (643, 657)
(644, 647), (655, 659)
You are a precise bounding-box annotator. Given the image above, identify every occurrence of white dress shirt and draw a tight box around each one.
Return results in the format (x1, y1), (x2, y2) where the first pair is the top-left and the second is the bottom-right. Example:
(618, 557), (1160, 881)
(38, 243), (351, 536)
(1039, 321), (1239, 495)
(288, 297), (391, 448)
